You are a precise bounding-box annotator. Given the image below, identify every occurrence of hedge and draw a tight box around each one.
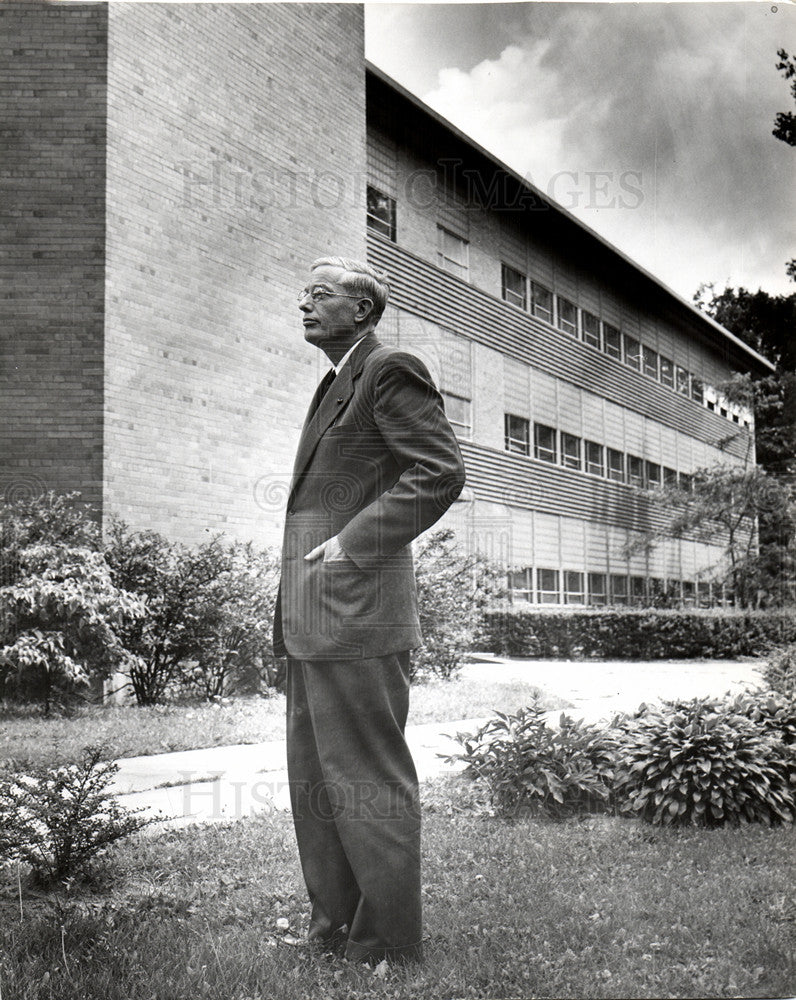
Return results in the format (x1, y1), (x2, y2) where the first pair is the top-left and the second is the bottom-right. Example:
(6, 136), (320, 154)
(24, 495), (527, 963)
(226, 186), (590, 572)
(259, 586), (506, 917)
(481, 607), (796, 660)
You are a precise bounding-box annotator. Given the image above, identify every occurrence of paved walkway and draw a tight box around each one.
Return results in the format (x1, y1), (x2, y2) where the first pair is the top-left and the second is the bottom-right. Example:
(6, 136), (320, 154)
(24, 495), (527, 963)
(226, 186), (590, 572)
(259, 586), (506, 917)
(110, 655), (763, 829)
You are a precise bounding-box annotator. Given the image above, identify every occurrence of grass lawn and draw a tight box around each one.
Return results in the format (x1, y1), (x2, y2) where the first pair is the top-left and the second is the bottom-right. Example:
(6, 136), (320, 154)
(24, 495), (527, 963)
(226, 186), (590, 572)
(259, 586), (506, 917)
(1, 677), (564, 769)
(0, 780), (793, 1000)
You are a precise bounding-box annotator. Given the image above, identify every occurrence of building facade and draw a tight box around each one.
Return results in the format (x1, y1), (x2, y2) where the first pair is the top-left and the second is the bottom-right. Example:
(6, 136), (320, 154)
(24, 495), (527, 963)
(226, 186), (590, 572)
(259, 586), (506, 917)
(364, 66), (773, 607)
(1, 5), (773, 606)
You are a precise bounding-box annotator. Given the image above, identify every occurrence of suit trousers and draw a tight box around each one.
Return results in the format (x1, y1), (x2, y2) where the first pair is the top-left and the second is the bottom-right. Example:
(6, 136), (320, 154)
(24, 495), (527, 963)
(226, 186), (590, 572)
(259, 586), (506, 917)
(285, 652), (423, 964)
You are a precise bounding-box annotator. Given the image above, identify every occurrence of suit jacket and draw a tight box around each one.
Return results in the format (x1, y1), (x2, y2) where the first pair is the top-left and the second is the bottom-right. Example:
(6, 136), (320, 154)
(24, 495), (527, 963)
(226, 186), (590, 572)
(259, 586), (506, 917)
(273, 333), (466, 660)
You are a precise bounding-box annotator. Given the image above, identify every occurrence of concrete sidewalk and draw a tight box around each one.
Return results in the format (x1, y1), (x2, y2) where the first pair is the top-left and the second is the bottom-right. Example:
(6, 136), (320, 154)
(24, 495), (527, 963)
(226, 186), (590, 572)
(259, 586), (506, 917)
(111, 655), (763, 829)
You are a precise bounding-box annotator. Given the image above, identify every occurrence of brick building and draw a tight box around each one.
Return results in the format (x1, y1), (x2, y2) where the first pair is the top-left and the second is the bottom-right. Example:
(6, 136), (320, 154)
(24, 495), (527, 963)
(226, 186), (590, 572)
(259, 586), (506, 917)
(1, 4), (774, 605)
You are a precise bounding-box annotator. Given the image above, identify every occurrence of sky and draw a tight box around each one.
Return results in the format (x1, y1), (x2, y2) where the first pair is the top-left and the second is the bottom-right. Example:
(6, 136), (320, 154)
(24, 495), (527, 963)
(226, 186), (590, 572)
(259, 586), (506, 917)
(364, 2), (796, 303)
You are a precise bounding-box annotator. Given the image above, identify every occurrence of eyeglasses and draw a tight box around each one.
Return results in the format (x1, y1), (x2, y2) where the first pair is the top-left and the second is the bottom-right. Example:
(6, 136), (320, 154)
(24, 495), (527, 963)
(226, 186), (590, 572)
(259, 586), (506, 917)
(297, 285), (363, 303)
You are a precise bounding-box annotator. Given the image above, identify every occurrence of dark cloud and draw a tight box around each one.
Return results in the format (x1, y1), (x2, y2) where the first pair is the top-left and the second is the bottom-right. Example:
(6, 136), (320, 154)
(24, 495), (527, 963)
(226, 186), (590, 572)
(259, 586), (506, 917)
(366, 2), (796, 296)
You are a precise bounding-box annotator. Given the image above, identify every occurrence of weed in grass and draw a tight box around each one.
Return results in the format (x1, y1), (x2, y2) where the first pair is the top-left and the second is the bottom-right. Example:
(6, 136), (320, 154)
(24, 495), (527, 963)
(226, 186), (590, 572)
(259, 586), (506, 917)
(2, 805), (792, 999)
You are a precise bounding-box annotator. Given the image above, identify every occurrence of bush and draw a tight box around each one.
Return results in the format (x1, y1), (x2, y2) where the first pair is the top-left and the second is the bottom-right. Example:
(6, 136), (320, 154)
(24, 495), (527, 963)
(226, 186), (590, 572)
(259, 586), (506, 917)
(412, 529), (506, 682)
(104, 521), (280, 704)
(0, 494), (146, 709)
(444, 700), (614, 818)
(481, 606), (796, 660)
(0, 745), (151, 884)
(611, 698), (795, 827)
(729, 690), (796, 747)
(763, 644), (796, 698)
(449, 690), (796, 827)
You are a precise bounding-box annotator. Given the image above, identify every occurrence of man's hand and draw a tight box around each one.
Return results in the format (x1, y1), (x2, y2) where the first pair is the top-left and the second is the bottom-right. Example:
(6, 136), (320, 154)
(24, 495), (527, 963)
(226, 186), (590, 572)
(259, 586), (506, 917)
(304, 535), (350, 562)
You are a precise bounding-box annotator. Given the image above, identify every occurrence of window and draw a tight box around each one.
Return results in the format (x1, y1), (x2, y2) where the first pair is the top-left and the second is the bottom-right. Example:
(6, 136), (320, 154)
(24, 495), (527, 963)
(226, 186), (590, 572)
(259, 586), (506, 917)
(679, 471), (693, 492)
(630, 576), (647, 605)
(537, 568), (560, 603)
(627, 455), (644, 488)
(659, 356), (674, 388)
(437, 226), (469, 279)
(624, 335), (641, 370)
(603, 322), (622, 359)
(691, 377), (704, 404)
(642, 345), (659, 380)
(720, 406), (728, 418)
(588, 572), (607, 605)
(663, 466), (677, 488)
(649, 578), (664, 601)
(582, 310), (601, 349)
(501, 264), (527, 309)
(586, 441), (604, 476)
(732, 413), (739, 424)
(697, 581), (712, 608)
(645, 461), (661, 487)
(676, 366), (690, 395)
(561, 433), (581, 470)
(557, 296), (578, 336)
(610, 574), (628, 604)
(366, 186), (396, 241)
(441, 391), (472, 439)
(534, 424), (557, 463)
(682, 580), (696, 607)
(707, 400), (715, 411)
(504, 413), (530, 455)
(564, 571), (585, 604)
(607, 448), (625, 482)
(509, 567), (533, 602)
(531, 281), (553, 323)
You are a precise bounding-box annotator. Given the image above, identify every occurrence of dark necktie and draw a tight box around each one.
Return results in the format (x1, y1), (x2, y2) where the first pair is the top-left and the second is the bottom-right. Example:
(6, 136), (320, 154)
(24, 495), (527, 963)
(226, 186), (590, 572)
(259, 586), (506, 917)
(307, 368), (336, 422)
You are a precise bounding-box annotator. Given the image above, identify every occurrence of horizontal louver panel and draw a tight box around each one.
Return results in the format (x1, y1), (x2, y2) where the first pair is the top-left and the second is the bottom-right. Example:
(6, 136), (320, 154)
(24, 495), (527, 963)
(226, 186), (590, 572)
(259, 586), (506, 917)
(368, 234), (750, 462)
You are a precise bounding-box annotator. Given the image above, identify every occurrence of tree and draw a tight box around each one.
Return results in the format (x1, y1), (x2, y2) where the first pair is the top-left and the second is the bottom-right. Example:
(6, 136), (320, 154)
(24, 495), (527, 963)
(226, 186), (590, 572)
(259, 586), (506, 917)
(773, 49), (796, 279)
(773, 48), (796, 147)
(626, 465), (795, 608)
(104, 521), (280, 704)
(0, 493), (145, 710)
(412, 528), (506, 681)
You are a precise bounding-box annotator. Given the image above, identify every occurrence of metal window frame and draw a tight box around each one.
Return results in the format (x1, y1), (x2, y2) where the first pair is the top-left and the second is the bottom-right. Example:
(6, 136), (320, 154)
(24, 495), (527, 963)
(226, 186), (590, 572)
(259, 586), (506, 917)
(501, 263), (527, 310)
(534, 423), (557, 463)
(366, 185), (396, 241)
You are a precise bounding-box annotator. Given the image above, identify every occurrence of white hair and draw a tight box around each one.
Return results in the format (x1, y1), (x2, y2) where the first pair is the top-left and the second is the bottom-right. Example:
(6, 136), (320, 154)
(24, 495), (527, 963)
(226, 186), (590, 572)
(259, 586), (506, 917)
(311, 256), (391, 324)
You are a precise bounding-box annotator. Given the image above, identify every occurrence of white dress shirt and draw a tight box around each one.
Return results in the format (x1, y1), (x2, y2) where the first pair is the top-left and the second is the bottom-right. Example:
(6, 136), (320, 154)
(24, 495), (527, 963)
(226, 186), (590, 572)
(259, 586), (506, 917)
(332, 335), (368, 376)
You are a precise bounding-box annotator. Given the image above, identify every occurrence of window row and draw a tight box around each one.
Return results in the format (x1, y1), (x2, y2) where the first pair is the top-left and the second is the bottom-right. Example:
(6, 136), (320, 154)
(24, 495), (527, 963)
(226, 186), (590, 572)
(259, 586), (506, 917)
(368, 185), (471, 281)
(500, 263), (750, 422)
(366, 186), (750, 431)
(509, 568), (731, 607)
(505, 416), (695, 489)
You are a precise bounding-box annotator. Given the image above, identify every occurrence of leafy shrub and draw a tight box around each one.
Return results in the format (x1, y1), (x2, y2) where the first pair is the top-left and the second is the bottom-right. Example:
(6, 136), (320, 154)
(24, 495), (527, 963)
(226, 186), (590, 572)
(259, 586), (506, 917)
(481, 607), (796, 660)
(413, 529), (506, 682)
(729, 691), (796, 747)
(763, 644), (796, 698)
(178, 544), (281, 700)
(104, 521), (280, 704)
(444, 700), (614, 818)
(611, 698), (795, 827)
(0, 745), (151, 884)
(0, 494), (146, 709)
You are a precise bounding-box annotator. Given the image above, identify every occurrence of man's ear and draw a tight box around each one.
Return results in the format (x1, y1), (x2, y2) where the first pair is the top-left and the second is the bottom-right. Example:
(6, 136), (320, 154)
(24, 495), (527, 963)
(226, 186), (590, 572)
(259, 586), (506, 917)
(355, 297), (375, 324)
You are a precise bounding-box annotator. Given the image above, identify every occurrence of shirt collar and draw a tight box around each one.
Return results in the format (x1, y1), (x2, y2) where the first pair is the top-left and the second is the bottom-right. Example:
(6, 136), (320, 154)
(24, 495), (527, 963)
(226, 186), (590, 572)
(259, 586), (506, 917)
(332, 336), (367, 376)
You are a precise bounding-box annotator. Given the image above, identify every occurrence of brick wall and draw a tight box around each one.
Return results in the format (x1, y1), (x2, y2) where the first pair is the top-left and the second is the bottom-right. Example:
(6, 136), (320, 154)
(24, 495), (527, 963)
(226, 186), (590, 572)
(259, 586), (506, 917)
(0, 2), (108, 511)
(104, 3), (366, 545)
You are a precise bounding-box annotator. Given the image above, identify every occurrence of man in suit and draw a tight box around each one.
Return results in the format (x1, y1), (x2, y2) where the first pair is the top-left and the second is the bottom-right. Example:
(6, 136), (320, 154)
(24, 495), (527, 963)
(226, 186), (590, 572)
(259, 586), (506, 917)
(273, 256), (466, 964)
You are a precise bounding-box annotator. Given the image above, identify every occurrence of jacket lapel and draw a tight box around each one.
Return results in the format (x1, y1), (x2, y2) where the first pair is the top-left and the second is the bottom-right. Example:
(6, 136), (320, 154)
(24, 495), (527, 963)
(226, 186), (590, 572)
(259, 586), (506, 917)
(287, 334), (381, 505)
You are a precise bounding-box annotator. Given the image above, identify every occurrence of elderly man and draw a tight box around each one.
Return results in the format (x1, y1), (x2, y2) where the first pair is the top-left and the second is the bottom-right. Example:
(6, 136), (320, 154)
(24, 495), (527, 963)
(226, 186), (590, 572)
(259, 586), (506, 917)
(273, 256), (465, 964)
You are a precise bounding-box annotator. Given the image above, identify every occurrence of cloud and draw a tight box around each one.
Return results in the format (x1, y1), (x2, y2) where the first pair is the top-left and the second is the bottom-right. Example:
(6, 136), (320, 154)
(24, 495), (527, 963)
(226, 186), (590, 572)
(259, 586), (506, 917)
(367, 3), (796, 297)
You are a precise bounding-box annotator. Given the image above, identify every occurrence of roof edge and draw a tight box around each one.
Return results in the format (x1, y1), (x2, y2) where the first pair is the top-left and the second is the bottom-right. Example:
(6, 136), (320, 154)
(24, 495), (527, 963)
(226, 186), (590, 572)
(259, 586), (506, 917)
(365, 61), (775, 375)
